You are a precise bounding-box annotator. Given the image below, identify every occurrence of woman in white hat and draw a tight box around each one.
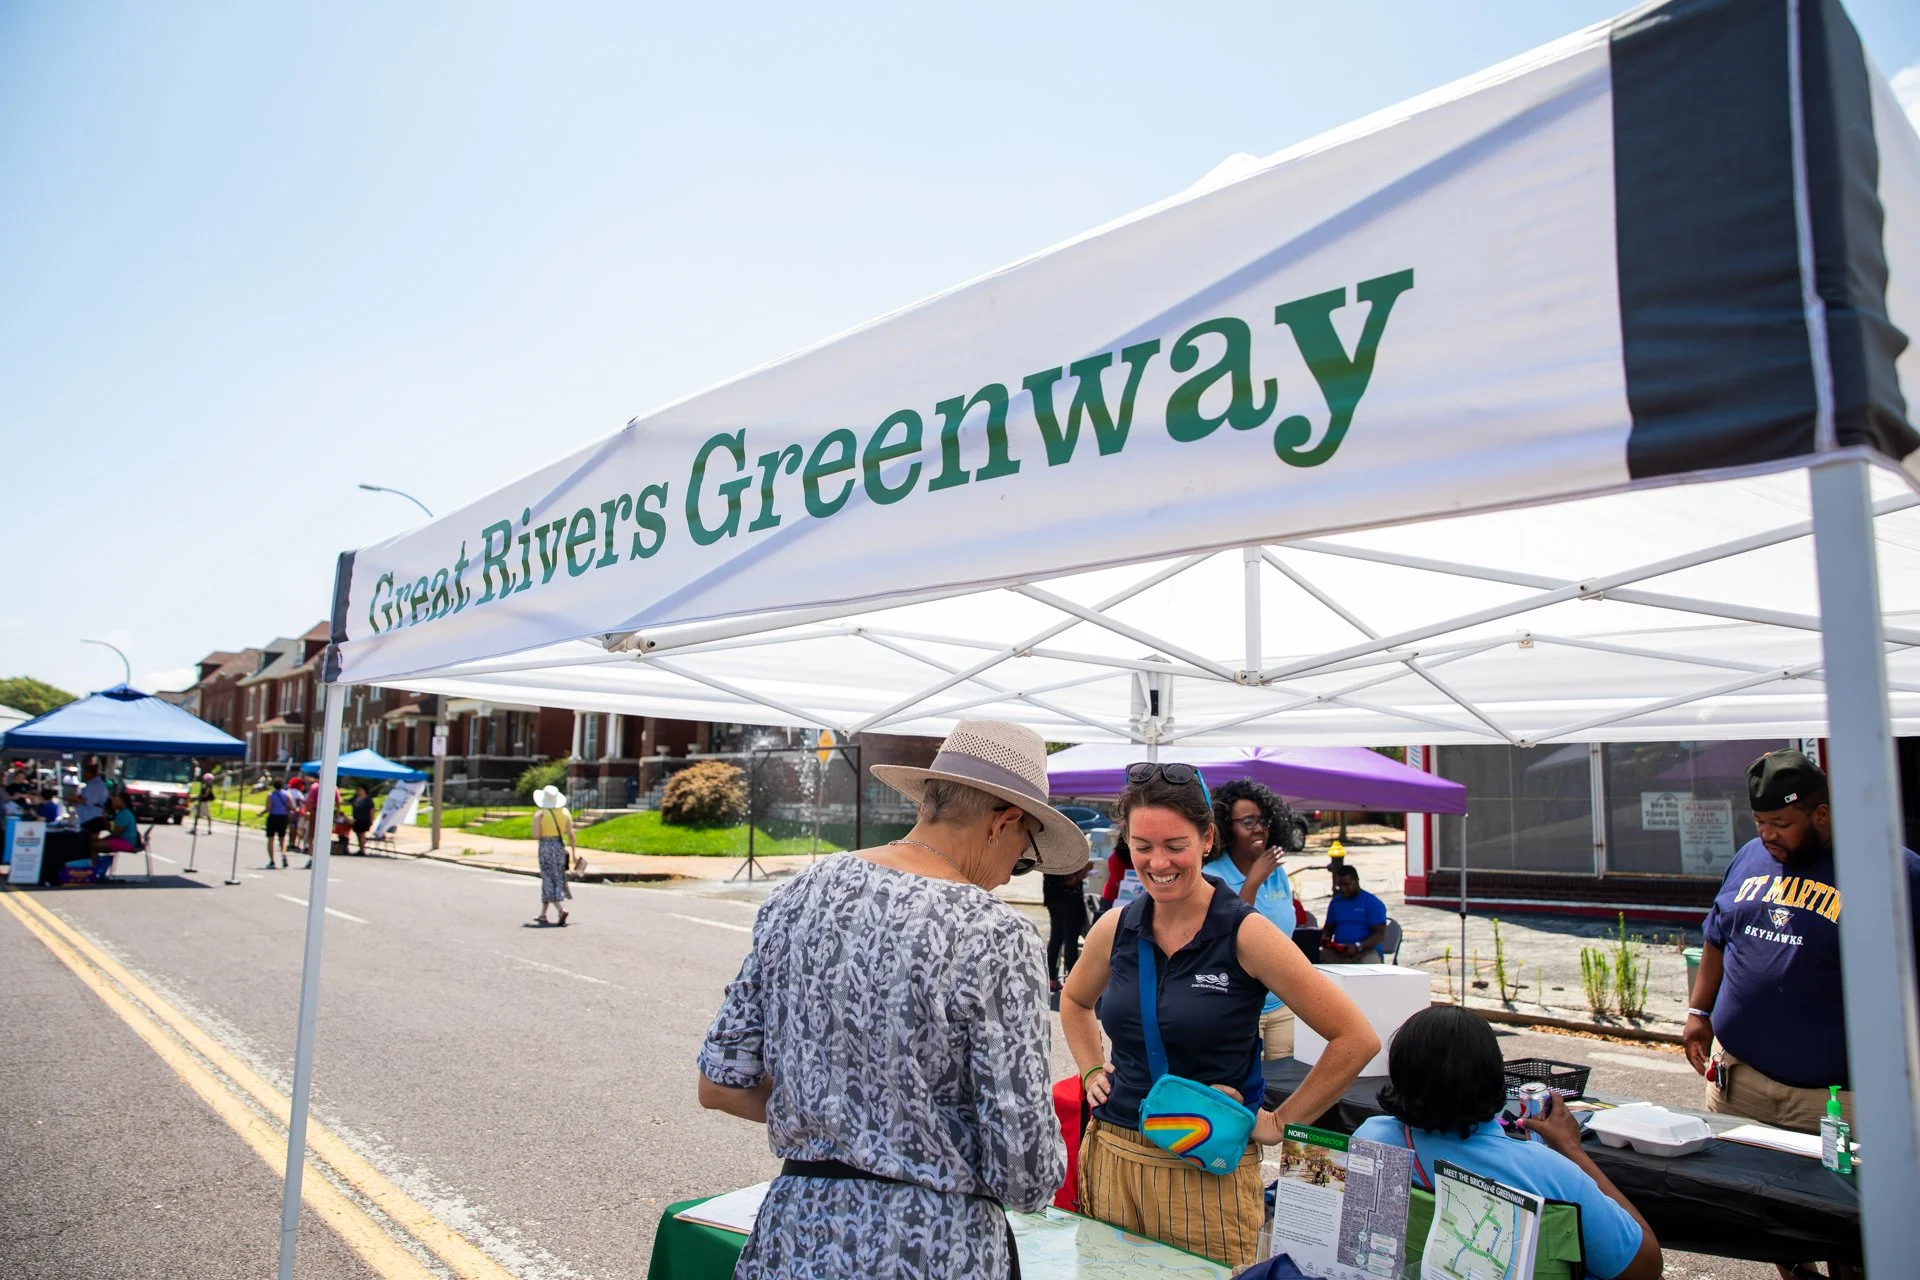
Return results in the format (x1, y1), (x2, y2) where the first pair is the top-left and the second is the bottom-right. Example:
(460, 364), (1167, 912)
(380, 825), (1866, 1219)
(697, 720), (1087, 1280)
(530, 785), (576, 926)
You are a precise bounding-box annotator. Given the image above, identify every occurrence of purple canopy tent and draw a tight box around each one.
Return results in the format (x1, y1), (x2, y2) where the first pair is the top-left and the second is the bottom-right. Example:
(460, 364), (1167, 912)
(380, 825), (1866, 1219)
(1046, 743), (1466, 814)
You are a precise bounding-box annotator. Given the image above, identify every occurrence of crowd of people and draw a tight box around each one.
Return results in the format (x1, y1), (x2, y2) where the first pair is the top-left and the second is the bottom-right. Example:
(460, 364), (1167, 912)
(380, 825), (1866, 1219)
(693, 721), (1686, 1279)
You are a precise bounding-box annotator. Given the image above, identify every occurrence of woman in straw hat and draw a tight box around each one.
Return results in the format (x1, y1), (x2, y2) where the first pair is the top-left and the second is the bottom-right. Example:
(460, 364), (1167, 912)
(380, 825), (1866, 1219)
(530, 785), (576, 926)
(697, 720), (1087, 1280)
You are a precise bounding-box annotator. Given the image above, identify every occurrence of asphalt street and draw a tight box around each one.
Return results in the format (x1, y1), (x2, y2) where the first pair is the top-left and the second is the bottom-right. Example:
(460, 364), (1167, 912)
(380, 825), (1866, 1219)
(0, 824), (1777, 1279)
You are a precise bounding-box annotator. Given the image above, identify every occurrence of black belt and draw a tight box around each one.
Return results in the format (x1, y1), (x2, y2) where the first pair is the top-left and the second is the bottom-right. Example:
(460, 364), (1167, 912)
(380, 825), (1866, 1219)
(778, 1159), (1021, 1279)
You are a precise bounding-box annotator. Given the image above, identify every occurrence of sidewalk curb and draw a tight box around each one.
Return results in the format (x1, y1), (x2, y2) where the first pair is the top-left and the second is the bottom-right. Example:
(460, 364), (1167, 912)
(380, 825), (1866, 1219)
(410, 847), (685, 883)
(1463, 1003), (1686, 1046)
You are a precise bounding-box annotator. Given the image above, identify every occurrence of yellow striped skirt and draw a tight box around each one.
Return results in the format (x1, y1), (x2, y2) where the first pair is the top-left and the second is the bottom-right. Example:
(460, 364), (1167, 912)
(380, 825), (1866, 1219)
(1076, 1117), (1265, 1267)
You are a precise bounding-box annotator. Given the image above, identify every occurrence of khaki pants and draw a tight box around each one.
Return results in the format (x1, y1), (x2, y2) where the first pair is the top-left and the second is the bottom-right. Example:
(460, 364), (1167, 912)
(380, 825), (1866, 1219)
(1705, 1042), (1852, 1133)
(1078, 1118), (1265, 1267)
(1260, 1005), (1296, 1060)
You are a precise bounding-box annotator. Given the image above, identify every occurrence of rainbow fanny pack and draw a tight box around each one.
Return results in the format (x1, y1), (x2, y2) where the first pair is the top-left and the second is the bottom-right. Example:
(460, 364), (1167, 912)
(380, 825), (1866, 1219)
(1134, 933), (1263, 1174)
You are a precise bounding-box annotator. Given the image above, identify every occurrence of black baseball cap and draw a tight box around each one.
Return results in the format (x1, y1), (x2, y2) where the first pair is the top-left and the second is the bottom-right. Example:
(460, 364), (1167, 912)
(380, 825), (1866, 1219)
(1747, 750), (1826, 811)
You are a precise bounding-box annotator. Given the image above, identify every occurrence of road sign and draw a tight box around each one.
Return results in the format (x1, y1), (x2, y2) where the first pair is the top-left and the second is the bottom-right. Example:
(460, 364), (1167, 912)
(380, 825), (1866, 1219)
(815, 730), (836, 764)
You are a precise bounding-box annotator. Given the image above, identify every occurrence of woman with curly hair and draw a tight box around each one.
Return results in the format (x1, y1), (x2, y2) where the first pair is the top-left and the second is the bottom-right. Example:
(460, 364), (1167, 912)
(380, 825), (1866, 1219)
(1207, 778), (1301, 1058)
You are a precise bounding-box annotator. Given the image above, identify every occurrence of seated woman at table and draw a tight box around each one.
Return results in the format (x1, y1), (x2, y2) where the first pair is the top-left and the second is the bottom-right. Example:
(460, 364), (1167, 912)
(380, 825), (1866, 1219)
(1062, 763), (1378, 1267)
(696, 721), (1080, 1280)
(90, 790), (139, 880)
(1352, 1007), (1662, 1280)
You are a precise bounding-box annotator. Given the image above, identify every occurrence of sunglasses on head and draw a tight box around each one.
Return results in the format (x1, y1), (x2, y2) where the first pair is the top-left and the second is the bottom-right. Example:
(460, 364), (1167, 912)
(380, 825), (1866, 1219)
(1125, 761), (1211, 805)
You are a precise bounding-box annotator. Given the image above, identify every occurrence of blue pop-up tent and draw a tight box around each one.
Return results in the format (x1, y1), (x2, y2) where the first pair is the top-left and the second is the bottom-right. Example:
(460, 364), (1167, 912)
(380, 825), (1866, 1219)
(300, 747), (425, 782)
(0, 685), (245, 758)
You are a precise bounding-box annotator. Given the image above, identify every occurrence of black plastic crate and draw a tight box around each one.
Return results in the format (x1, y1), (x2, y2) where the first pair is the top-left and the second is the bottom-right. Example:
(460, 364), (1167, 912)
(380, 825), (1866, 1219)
(1503, 1057), (1591, 1100)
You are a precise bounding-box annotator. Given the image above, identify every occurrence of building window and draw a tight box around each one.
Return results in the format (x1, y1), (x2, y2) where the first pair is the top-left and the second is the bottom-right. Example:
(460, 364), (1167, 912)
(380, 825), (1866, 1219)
(1601, 740), (1785, 877)
(1433, 744), (1597, 874)
(582, 714), (601, 762)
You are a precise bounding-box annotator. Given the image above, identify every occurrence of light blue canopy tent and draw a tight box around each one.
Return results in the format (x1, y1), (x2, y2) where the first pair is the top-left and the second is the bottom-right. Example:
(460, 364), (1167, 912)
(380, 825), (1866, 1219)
(299, 747), (426, 782)
(0, 685), (246, 758)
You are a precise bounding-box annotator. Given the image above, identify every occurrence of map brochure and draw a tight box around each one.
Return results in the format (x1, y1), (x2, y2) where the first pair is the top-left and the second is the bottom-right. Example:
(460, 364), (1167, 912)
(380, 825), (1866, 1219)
(1268, 1123), (1413, 1280)
(1422, 1160), (1542, 1280)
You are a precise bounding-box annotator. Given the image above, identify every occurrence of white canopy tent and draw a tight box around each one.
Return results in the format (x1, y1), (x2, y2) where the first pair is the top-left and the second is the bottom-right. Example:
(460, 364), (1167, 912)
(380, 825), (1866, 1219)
(281, 0), (1920, 1274)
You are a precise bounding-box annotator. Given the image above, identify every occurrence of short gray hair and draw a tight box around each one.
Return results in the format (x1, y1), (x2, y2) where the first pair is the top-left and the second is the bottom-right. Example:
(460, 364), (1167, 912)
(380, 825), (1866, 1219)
(918, 777), (1003, 825)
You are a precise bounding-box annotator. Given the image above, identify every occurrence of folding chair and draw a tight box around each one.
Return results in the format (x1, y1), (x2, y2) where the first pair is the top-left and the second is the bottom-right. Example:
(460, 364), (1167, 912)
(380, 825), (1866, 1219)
(1380, 916), (1404, 964)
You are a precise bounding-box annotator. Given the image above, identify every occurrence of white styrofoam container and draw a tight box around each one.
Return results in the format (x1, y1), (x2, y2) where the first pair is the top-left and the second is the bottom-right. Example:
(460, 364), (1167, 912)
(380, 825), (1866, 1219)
(1584, 1104), (1714, 1157)
(1293, 963), (1431, 1077)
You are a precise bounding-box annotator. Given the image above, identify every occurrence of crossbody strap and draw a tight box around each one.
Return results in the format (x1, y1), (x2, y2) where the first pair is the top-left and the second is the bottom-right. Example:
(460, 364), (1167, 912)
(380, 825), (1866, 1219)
(1136, 933), (1169, 1081)
(1400, 1122), (1434, 1191)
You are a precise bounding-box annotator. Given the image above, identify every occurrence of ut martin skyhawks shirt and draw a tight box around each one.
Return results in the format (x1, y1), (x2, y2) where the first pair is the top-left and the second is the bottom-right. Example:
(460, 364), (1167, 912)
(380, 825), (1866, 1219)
(1704, 836), (1920, 1089)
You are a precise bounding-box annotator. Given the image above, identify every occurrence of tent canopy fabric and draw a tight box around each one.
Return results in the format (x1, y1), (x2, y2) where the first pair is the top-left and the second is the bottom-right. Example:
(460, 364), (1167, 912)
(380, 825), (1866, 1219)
(1046, 743), (1467, 814)
(320, 0), (1919, 757)
(0, 685), (247, 758)
(300, 747), (426, 782)
(285, 2), (1920, 1270)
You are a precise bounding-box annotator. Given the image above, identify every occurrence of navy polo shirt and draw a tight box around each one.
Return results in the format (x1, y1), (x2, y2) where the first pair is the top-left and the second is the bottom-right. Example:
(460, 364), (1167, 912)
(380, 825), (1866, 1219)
(1095, 875), (1269, 1130)
(1704, 835), (1920, 1089)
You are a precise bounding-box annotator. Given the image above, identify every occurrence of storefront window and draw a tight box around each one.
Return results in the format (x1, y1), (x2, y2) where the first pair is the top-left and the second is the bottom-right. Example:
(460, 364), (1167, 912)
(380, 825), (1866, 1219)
(1433, 744), (1596, 873)
(1601, 739), (1785, 877)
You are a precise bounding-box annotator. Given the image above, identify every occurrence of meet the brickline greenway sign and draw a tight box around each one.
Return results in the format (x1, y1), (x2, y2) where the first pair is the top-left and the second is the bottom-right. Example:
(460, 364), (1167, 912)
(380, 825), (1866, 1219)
(361, 267), (1414, 637)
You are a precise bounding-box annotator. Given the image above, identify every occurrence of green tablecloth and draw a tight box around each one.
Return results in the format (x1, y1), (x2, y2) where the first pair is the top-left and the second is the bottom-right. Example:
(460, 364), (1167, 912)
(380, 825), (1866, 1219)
(649, 1197), (746, 1280)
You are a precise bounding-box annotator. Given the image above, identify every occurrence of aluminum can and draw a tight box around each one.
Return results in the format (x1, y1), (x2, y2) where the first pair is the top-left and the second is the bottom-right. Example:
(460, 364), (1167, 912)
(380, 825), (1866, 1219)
(1517, 1082), (1551, 1118)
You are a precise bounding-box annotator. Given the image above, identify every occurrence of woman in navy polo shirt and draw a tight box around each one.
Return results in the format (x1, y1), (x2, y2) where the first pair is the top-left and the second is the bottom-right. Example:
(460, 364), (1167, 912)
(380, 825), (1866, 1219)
(1353, 1007), (1662, 1280)
(1061, 764), (1377, 1266)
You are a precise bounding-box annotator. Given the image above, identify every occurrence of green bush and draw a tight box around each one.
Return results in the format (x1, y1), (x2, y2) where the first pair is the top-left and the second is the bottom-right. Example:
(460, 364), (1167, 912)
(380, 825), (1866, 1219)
(661, 760), (748, 827)
(515, 757), (569, 800)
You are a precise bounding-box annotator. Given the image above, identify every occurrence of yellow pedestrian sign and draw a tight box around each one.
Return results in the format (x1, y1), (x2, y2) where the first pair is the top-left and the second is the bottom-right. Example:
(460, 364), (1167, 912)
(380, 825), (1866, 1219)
(815, 730), (836, 764)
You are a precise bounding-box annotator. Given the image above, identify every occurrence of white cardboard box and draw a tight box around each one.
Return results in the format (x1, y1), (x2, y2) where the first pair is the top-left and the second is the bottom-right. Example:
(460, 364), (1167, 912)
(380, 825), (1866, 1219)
(1292, 963), (1431, 1076)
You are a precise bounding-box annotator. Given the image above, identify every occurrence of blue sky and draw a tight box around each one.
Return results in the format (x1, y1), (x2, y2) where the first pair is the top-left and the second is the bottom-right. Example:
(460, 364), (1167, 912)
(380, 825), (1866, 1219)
(3, 1), (1917, 698)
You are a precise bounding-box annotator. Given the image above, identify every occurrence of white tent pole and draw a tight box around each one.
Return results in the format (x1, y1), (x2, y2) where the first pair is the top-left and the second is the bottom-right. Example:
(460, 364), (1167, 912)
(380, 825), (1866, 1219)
(1263, 551), (1518, 743)
(276, 678), (345, 1280)
(1013, 584), (1242, 681)
(846, 554), (1213, 734)
(1809, 455), (1920, 1274)
(1243, 546), (1262, 678)
(899, 671), (1130, 725)
(854, 635), (1134, 738)
(1527, 660), (1827, 744)
(1165, 644), (1503, 744)
(643, 657), (850, 735)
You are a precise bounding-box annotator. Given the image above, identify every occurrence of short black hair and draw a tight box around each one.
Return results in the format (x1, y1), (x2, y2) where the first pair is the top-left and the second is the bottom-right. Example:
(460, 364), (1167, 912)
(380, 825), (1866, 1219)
(1376, 1006), (1507, 1138)
(1333, 864), (1361, 881)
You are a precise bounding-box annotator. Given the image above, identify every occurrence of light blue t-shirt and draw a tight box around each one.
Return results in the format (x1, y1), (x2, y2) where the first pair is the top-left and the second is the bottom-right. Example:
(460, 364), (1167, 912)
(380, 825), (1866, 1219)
(1351, 1115), (1644, 1280)
(1205, 854), (1294, 1013)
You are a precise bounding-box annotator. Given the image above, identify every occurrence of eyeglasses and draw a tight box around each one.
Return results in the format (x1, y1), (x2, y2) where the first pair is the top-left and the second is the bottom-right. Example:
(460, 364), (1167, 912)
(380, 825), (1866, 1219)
(1125, 761), (1211, 804)
(1232, 815), (1269, 831)
(996, 805), (1041, 876)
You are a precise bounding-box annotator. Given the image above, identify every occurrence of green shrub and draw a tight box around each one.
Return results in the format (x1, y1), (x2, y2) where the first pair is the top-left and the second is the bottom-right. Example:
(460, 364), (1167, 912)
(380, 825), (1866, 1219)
(661, 760), (749, 827)
(515, 757), (570, 800)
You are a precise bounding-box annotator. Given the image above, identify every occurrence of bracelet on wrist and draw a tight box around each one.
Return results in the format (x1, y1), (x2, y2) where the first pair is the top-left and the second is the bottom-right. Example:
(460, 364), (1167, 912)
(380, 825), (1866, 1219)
(1686, 1007), (1713, 1020)
(1081, 1064), (1105, 1086)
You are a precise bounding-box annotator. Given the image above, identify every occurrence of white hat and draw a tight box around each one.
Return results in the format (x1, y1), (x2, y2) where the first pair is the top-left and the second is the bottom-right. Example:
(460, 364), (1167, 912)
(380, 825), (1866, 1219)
(533, 785), (567, 810)
(871, 721), (1089, 874)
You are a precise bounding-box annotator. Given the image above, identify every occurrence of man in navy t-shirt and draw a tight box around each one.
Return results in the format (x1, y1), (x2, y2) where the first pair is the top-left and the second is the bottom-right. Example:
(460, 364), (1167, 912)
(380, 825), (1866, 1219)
(1683, 750), (1920, 1135)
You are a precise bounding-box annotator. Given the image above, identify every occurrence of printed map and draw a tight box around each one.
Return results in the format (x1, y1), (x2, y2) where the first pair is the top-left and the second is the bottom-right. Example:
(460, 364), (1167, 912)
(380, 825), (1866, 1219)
(1421, 1162), (1541, 1280)
(1008, 1207), (1231, 1279)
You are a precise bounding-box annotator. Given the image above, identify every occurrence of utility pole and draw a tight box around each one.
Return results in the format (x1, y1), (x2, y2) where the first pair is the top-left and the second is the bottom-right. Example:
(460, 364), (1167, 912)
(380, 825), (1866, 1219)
(429, 702), (447, 850)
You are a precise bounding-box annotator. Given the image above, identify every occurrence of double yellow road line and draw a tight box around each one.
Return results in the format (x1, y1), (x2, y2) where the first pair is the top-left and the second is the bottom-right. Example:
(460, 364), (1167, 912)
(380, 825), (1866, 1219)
(0, 888), (514, 1280)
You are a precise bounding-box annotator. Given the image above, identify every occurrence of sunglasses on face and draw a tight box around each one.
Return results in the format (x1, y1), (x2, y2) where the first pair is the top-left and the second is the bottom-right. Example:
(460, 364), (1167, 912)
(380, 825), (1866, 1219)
(1124, 761), (1212, 805)
(995, 805), (1041, 876)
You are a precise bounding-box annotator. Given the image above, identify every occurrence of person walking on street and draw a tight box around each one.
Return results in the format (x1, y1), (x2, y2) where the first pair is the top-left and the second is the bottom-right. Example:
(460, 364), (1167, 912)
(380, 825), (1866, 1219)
(531, 785), (576, 926)
(264, 778), (293, 867)
(190, 773), (215, 834)
(350, 785), (375, 855)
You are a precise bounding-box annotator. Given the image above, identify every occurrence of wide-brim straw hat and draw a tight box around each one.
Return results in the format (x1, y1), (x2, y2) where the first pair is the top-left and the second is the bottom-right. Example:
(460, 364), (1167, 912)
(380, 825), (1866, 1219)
(533, 785), (567, 810)
(871, 720), (1089, 875)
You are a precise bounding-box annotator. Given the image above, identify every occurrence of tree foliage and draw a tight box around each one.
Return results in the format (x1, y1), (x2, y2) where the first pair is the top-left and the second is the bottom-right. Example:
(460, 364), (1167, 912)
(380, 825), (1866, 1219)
(0, 676), (75, 717)
(515, 757), (570, 800)
(661, 760), (749, 827)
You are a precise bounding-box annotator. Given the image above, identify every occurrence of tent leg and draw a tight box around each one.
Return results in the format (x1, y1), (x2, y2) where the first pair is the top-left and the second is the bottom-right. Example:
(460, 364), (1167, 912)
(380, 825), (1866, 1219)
(1810, 455), (1920, 1275)
(1459, 815), (1468, 1005)
(275, 682), (346, 1280)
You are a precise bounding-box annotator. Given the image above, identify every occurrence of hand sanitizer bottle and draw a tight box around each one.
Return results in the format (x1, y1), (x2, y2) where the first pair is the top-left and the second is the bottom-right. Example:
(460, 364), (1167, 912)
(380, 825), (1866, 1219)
(1820, 1086), (1851, 1173)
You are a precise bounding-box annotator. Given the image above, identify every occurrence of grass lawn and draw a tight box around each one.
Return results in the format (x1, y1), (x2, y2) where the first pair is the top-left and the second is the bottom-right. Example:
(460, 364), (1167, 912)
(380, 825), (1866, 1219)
(415, 805), (530, 828)
(461, 808), (842, 856)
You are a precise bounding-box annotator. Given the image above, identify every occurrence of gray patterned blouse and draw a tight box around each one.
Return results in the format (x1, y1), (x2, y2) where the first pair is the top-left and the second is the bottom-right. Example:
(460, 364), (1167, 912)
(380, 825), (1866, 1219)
(698, 854), (1065, 1279)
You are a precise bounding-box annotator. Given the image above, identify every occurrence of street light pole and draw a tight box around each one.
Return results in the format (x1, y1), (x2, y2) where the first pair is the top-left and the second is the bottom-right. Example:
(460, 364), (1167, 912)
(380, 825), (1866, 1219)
(356, 483), (434, 520)
(80, 638), (132, 687)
